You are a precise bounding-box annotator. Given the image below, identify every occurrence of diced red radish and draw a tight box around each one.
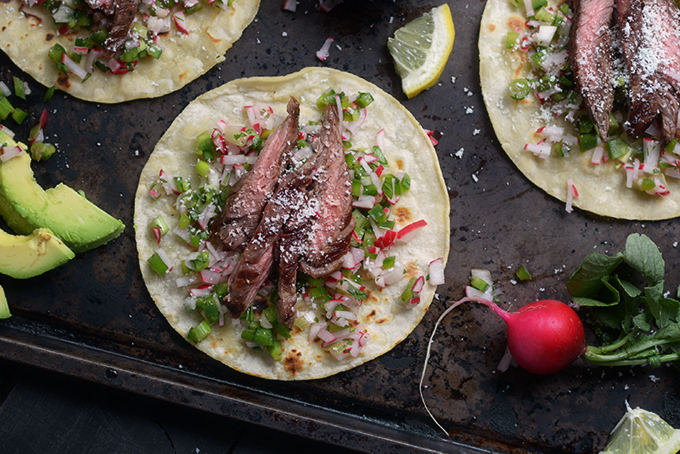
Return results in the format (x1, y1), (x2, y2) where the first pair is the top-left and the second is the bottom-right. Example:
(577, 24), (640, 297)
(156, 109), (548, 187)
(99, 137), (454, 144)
(536, 25), (557, 46)
(152, 226), (162, 245)
(352, 195), (376, 209)
(412, 275), (425, 294)
(174, 11), (189, 34)
(428, 258), (445, 285)
(565, 178), (578, 213)
(643, 137), (660, 170)
(200, 268), (225, 284)
(591, 146), (604, 165)
(190, 284), (213, 297)
(61, 53), (89, 80)
(397, 219), (427, 243)
(0, 145), (24, 162)
(316, 37), (334, 61)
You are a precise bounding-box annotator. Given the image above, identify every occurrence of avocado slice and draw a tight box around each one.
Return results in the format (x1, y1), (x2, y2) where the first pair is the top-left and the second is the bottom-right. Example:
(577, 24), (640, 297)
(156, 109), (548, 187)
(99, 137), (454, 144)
(0, 285), (9, 319)
(0, 152), (125, 253)
(0, 227), (75, 279)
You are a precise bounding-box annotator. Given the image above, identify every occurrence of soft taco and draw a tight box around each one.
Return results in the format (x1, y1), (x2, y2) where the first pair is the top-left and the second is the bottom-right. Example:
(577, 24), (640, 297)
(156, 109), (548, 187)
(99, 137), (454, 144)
(480, 0), (680, 220)
(134, 67), (450, 380)
(0, 0), (259, 103)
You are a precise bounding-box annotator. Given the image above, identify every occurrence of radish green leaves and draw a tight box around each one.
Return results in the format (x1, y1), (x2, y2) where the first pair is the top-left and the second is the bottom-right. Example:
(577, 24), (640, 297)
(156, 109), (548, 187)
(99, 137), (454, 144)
(567, 234), (680, 368)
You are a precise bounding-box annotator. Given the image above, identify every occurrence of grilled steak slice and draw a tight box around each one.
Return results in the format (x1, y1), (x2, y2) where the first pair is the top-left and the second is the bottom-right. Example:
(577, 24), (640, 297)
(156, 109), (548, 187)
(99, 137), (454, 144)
(616, 0), (680, 141)
(299, 103), (356, 279)
(210, 98), (300, 251)
(569, 0), (615, 141)
(275, 152), (326, 328)
(85, 0), (115, 15)
(225, 169), (313, 319)
(103, 0), (142, 55)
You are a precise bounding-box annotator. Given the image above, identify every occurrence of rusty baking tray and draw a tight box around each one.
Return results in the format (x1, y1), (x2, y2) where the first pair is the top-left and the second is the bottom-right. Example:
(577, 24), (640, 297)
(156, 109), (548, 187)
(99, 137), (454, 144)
(2, 0), (680, 452)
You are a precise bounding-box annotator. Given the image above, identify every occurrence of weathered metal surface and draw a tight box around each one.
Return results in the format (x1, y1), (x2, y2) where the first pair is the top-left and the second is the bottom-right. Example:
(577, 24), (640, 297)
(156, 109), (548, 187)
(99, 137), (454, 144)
(1, 0), (680, 452)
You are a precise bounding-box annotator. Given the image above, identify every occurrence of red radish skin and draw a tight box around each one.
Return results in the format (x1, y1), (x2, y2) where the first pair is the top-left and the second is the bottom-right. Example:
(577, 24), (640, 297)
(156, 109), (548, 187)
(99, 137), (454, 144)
(485, 299), (587, 375)
(420, 296), (587, 434)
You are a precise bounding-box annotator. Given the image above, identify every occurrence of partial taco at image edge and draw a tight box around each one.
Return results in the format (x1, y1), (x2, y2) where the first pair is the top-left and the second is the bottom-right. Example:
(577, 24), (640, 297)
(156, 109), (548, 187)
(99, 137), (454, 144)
(480, 0), (680, 220)
(0, 0), (259, 103)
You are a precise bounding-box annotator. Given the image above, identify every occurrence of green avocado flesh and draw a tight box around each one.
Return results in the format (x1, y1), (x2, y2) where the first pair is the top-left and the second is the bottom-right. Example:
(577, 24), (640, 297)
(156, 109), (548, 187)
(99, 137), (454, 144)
(0, 227), (75, 279)
(0, 285), (10, 319)
(0, 152), (125, 253)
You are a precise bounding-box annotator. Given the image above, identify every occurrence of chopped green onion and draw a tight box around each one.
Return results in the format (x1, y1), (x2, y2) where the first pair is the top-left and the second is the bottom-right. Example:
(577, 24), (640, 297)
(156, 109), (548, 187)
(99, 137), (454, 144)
(0, 97), (14, 121)
(371, 145), (389, 166)
(262, 304), (278, 324)
(151, 215), (170, 236)
(11, 108), (28, 125)
(382, 256), (396, 269)
(49, 44), (66, 64)
(253, 327), (274, 346)
(551, 140), (569, 157)
(90, 29), (109, 45)
(268, 339), (282, 361)
(316, 89), (337, 109)
(470, 275), (489, 292)
(607, 112), (620, 136)
(607, 137), (632, 161)
(274, 324), (291, 339)
(400, 173), (411, 192)
(368, 204), (387, 222)
(535, 7), (554, 23)
(188, 320), (212, 343)
(191, 251), (210, 272)
(325, 341), (348, 355)
(532, 0), (548, 11)
(178, 212), (191, 229)
(577, 114), (594, 134)
(197, 296), (220, 324)
(43, 86), (56, 102)
(13, 77), (26, 100)
(506, 31), (520, 49)
(147, 252), (170, 275)
(508, 78), (531, 100)
(578, 132), (598, 152)
(400, 277), (416, 303)
(30, 142), (56, 161)
(196, 160), (212, 178)
(355, 92), (374, 108)
(516, 264), (531, 281)
(194, 130), (216, 160)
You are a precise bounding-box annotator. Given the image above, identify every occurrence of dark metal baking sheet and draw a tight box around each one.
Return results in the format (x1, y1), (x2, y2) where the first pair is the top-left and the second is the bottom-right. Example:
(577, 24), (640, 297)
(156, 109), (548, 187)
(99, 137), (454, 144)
(1, 0), (680, 452)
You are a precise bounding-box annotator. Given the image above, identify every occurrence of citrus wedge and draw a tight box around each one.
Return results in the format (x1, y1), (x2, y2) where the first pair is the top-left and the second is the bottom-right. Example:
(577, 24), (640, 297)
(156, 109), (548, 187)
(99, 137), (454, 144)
(600, 405), (680, 454)
(387, 4), (455, 99)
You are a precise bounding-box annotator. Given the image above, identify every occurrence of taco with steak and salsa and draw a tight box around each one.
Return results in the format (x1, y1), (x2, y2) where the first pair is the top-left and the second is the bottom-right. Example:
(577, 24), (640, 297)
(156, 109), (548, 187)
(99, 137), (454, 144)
(480, 0), (680, 220)
(0, 0), (259, 103)
(134, 67), (450, 380)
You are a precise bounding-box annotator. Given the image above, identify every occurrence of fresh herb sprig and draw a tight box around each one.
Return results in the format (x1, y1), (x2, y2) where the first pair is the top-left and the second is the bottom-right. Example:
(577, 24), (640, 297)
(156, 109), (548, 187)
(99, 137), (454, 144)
(567, 233), (680, 368)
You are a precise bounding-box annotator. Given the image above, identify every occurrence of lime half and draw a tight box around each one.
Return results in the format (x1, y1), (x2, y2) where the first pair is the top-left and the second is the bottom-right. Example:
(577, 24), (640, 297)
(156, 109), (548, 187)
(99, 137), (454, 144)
(387, 4), (455, 99)
(600, 405), (680, 454)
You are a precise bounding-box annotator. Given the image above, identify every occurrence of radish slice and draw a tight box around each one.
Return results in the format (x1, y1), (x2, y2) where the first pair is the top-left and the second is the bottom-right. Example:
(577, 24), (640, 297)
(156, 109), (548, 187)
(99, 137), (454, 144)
(174, 11), (189, 34)
(397, 219), (428, 243)
(428, 258), (445, 285)
(316, 37), (334, 61)
(0, 145), (24, 162)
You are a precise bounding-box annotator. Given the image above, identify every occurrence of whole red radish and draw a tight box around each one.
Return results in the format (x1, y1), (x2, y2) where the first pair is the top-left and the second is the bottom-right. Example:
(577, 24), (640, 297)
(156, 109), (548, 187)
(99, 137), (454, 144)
(420, 297), (588, 434)
(486, 299), (587, 375)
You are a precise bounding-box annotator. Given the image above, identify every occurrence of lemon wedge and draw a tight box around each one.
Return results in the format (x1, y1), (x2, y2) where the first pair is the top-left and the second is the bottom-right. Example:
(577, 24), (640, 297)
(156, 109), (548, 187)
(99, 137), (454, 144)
(600, 405), (680, 454)
(387, 4), (455, 99)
